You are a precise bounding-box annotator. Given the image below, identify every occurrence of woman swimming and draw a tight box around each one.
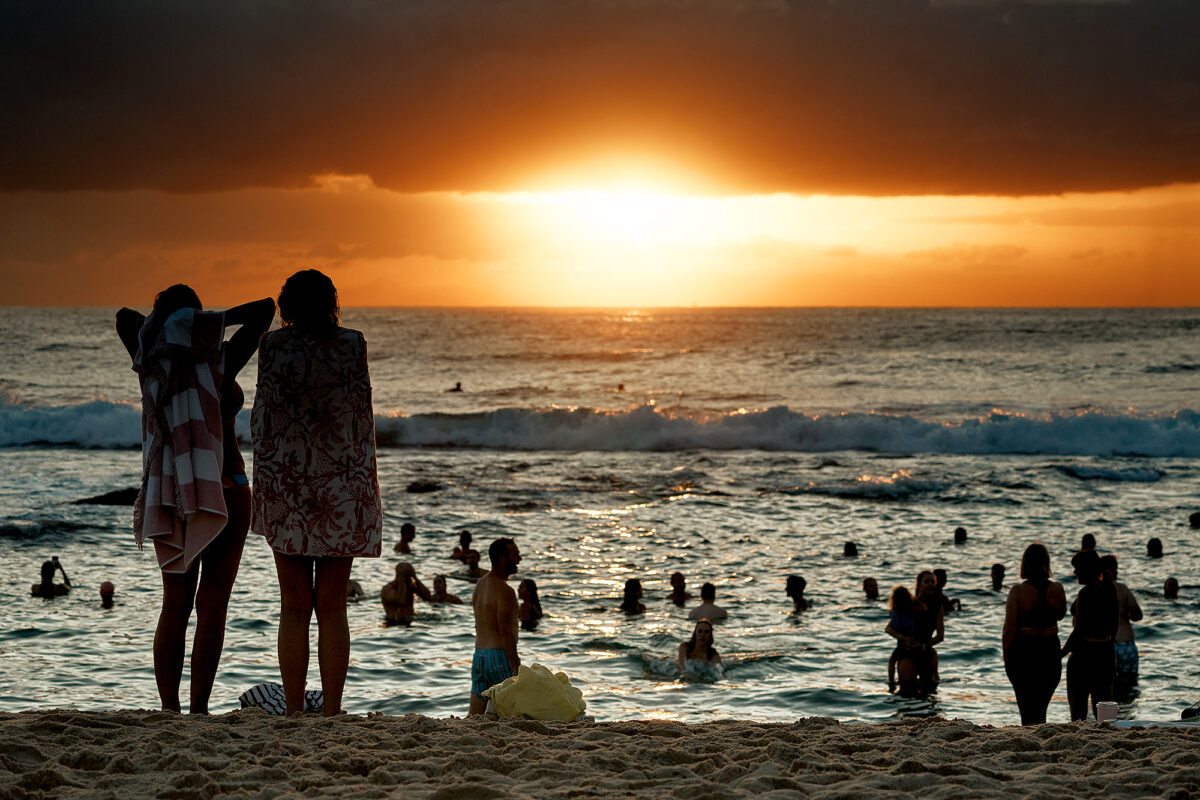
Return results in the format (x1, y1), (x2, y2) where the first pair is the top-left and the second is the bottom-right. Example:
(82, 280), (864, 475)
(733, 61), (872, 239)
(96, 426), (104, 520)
(677, 619), (722, 679)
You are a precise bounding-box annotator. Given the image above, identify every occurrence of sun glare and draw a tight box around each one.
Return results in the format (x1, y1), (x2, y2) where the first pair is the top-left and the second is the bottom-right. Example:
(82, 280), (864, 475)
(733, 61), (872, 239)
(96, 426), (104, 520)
(501, 189), (721, 246)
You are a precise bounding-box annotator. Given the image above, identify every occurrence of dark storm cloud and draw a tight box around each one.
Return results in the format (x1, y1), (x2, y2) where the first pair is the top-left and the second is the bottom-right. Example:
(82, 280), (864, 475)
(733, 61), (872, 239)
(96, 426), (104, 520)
(2, 0), (1198, 196)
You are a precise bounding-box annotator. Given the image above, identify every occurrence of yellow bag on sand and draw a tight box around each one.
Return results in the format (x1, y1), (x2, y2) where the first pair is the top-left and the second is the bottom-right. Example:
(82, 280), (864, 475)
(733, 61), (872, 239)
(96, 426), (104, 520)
(482, 663), (587, 722)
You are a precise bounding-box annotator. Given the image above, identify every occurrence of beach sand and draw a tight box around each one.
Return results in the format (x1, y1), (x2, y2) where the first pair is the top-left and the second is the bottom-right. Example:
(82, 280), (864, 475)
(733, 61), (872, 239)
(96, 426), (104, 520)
(2, 710), (1198, 799)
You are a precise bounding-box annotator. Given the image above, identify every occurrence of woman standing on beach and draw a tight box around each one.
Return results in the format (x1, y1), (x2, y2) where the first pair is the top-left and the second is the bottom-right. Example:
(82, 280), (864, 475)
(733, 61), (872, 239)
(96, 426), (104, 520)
(1002, 543), (1066, 725)
(117, 285), (275, 713)
(252, 270), (382, 716)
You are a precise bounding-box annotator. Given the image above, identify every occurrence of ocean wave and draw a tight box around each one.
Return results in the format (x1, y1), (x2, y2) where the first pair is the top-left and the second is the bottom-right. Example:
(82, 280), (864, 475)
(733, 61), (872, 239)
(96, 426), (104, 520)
(7, 400), (1200, 456)
(1054, 465), (1165, 482)
(769, 470), (948, 500)
(376, 406), (1200, 456)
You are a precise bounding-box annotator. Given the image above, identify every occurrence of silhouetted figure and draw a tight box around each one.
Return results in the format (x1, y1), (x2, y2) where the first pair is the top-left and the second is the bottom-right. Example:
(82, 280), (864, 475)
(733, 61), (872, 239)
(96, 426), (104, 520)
(786, 575), (810, 612)
(953, 527), (967, 545)
(689, 582), (728, 620)
(933, 568), (961, 612)
(991, 563), (1006, 592)
(451, 531), (473, 561)
(620, 578), (646, 615)
(667, 572), (693, 606)
(677, 619), (721, 675)
(468, 538), (522, 715)
(346, 579), (366, 603)
(394, 522), (416, 554)
(1100, 554), (1143, 689)
(1164, 577), (1180, 599)
(1189, 512), (1200, 529)
(100, 580), (115, 608)
(843, 541), (858, 557)
(447, 381), (463, 393)
(518, 579), (543, 631)
(1081, 533), (1096, 553)
(863, 577), (879, 601)
(1147, 538), (1163, 558)
(464, 550), (487, 581)
(617, 383), (625, 392)
(1063, 549), (1117, 721)
(31, 558), (70, 598)
(382, 562), (432, 625)
(1002, 543), (1066, 725)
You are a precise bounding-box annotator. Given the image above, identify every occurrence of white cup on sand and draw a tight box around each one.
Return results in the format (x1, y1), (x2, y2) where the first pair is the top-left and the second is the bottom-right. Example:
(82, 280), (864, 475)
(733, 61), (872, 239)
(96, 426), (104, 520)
(1096, 701), (1119, 722)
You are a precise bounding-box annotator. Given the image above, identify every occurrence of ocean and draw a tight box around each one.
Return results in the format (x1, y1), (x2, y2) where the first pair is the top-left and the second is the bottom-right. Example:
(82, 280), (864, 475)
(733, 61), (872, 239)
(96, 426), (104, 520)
(1, 307), (1198, 724)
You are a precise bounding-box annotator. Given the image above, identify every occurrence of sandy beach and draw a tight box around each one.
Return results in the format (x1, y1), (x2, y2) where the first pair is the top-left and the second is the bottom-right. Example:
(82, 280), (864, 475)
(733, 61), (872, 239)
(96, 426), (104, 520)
(2, 711), (1198, 800)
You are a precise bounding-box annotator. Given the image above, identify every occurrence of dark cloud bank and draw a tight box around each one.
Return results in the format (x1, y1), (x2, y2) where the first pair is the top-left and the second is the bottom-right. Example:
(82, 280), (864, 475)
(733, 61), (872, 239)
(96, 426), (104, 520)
(3, 0), (1198, 196)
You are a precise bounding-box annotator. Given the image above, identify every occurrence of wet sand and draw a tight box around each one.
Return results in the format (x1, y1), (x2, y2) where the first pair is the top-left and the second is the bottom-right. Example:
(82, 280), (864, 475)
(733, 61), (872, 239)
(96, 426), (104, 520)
(2, 710), (1198, 799)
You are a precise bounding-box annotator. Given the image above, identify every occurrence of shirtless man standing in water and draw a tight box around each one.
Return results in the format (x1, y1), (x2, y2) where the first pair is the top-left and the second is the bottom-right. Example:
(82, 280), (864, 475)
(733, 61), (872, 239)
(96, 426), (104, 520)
(469, 538), (521, 715)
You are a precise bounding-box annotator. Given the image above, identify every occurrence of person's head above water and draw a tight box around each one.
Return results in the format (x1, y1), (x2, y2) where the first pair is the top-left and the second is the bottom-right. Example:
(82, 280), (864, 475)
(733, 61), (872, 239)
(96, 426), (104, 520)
(622, 578), (643, 608)
(100, 581), (115, 597)
(670, 572), (686, 591)
(1021, 543), (1051, 583)
(465, 549), (481, 569)
(1081, 533), (1096, 551)
(953, 527), (967, 545)
(1164, 577), (1180, 599)
(843, 541), (858, 557)
(862, 577), (879, 600)
(433, 575), (448, 593)
(991, 562), (1007, 590)
(1147, 537), (1163, 558)
(487, 537), (519, 576)
(278, 269), (339, 331)
(459, 530), (472, 549)
(520, 579), (542, 613)
(700, 582), (716, 602)
(933, 568), (948, 589)
(400, 523), (416, 542)
(786, 575), (806, 599)
(1190, 512), (1200, 530)
(40, 560), (56, 585)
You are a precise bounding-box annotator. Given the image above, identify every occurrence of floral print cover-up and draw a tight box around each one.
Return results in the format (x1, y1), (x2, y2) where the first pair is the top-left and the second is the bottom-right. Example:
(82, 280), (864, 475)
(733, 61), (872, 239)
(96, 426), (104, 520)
(251, 326), (382, 557)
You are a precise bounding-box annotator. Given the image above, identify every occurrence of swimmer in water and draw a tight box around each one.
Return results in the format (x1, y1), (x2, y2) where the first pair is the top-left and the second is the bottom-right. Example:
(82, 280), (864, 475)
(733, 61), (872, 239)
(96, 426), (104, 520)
(786, 575), (810, 611)
(30, 558), (70, 598)
(667, 572), (692, 606)
(1147, 538), (1163, 558)
(688, 583), (728, 621)
(676, 618), (721, 674)
(991, 563), (1007, 592)
(100, 581), (115, 608)
(863, 577), (880, 601)
(447, 381), (463, 393)
(346, 579), (366, 603)
(430, 575), (462, 604)
(1164, 577), (1180, 599)
(620, 578), (646, 615)
(518, 579), (544, 631)
(954, 526), (967, 545)
(934, 568), (961, 612)
(394, 522), (416, 554)
(464, 550), (488, 581)
(381, 562), (432, 625)
(451, 531), (473, 561)
(843, 541), (859, 557)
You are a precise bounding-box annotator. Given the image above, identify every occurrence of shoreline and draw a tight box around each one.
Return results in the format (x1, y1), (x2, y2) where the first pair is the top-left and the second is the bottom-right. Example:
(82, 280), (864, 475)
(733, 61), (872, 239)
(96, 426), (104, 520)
(2, 711), (1198, 799)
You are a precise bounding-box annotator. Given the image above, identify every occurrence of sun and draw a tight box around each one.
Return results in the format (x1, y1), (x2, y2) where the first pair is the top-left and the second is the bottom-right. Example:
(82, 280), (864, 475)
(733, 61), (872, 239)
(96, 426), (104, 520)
(498, 189), (726, 246)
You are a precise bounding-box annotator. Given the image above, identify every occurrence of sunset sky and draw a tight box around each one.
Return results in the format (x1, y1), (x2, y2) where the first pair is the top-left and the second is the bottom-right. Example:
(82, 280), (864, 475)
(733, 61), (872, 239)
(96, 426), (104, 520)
(3, 0), (1198, 307)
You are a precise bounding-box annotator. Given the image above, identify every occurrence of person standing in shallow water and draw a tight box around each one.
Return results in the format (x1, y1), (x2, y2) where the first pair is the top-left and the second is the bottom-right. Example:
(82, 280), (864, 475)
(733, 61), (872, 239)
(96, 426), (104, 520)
(1100, 554), (1143, 691)
(1063, 549), (1117, 721)
(117, 284), (274, 714)
(470, 538), (522, 715)
(252, 270), (381, 716)
(1002, 543), (1066, 725)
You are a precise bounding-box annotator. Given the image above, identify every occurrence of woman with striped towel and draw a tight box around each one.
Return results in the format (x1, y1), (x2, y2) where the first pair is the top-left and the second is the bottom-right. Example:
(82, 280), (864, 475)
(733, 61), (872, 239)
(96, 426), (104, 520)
(117, 285), (275, 714)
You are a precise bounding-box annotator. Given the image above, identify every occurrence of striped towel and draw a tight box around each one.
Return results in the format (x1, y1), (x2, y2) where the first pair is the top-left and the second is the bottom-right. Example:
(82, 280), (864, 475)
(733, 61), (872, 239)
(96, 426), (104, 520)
(238, 682), (325, 715)
(132, 308), (227, 573)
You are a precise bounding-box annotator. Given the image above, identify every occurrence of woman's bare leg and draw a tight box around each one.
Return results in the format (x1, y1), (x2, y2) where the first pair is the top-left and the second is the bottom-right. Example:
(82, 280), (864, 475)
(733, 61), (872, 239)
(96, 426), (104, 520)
(154, 549), (200, 712)
(188, 485), (251, 714)
(314, 557), (354, 716)
(274, 551), (315, 715)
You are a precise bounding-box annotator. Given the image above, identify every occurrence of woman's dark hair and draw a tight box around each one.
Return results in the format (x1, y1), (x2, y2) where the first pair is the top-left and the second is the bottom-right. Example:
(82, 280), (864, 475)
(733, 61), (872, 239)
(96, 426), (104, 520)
(620, 578), (643, 613)
(914, 570), (936, 598)
(889, 585), (912, 613)
(520, 579), (543, 617)
(1020, 543), (1052, 583)
(278, 269), (339, 330)
(39, 560), (56, 590)
(786, 575), (806, 599)
(459, 530), (472, 548)
(153, 284), (202, 315)
(685, 619), (718, 660)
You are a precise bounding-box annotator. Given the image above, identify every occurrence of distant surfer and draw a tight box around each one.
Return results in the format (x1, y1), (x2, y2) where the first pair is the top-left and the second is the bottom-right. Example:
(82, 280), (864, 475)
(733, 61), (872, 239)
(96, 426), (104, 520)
(447, 381), (463, 393)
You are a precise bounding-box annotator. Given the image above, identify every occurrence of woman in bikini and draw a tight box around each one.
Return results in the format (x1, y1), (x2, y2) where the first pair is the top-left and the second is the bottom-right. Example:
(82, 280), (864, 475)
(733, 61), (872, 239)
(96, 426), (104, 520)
(1002, 542), (1067, 724)
(116, 285), (274, 713)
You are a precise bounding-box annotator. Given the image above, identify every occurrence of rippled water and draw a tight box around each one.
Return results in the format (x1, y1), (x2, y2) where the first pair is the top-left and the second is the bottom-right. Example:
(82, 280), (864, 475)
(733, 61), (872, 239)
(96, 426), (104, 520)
(2, 308), (1199, 723)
